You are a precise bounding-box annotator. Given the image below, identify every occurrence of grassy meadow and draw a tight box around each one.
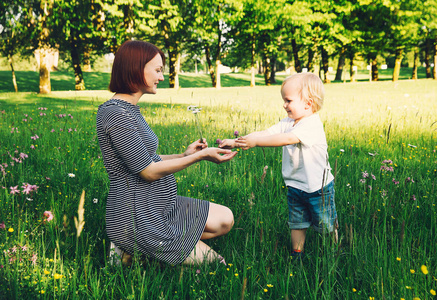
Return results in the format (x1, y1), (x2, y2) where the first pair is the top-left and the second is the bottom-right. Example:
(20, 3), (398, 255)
(0, 78), (436, 299)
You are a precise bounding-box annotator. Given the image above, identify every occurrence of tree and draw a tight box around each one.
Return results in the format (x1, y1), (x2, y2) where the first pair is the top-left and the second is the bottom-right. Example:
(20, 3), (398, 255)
(148, 0), (189, 88)
(189, 0), (243, 88)
(52, 0), (104, 90)
(353, 1), (391, 81)
(420, 0), (437, 79)
(385, 0), (421, 81)
(0, 1), (34, 92)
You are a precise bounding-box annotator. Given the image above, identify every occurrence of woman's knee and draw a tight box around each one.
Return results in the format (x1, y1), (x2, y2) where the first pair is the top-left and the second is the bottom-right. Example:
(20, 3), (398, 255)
(221, 206), (234, 233)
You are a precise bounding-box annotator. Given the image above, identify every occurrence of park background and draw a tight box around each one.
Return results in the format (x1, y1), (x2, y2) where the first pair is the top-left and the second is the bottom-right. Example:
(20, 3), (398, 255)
(1, 0), (437, 299)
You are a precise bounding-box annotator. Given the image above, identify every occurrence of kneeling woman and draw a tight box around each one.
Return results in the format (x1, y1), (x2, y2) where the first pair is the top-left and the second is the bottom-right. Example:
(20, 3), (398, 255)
(96, 40), (237, 265)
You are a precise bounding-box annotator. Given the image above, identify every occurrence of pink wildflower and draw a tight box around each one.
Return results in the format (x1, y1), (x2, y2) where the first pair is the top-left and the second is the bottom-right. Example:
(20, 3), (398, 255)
(30, 253), (37, 265)
(216, 138), (223, 144)
(10, 186), (20, 195)
(234, 130), (239, 138)
(43, 211), (54, 222)
(30, 145), (35, 149)
(218, 255), (226, 266)
(21, 245), (28, 251)
(0, 222), (5, 230)
(19, 153), (28, 159)
(31, 135), (39, 140)
(51, 129), (55, 132)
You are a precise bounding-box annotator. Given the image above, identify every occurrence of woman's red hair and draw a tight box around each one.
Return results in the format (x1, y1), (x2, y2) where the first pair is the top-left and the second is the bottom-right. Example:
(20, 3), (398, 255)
(109, 40), (165, 94)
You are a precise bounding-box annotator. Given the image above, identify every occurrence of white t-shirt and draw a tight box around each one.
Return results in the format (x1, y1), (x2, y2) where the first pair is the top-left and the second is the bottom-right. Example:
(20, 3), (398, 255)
(267, 113), (334, 193)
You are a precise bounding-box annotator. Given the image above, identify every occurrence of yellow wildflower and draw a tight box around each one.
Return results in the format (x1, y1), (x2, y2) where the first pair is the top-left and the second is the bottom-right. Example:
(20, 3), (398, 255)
(430, 289), (436, 296)
(396, 257), (401, 261)
(53, 273), (63, 280)
(263, 289), (268, 293)
(352, 288), (357, 292)
(421, 265), (429, 275)
(8, 228), (13, 233)
(410, 269), (415, 274)
(267, 284), (273, 288)
(44, 270), (50, 275)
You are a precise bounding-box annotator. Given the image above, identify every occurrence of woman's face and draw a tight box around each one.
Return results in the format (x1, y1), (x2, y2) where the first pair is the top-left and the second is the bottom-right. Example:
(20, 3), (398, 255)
(142, 54), (164, 94)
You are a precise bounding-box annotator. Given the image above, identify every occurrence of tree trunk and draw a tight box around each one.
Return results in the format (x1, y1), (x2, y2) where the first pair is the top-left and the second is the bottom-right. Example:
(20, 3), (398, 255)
(308, 47), (315, 72)
(335, 47), (346, 81)
(174, 53), (180, 88)
(83, 45), (92, 72)
(433, 38), (437, 79)
(215, 60), (221, 89)
(270, 55), (277, 84)
(321, 46), (330, 83)
(70, 40), (85, 90)
(39, 47), (51, 94)
(38, 0), (52, 94)
(167, 48), (178, 88)
(392, 48), (403, 82)
(425, 38), (432, 78)
(412, 47), (419, 80)
(204, 44), (216, 87)
(264, 55), (271, 86)
(349, 51), (356, 82)
(371, 57), (379, 81)
(291, 37), (302, 73)
(250, 33), (256, 87)
(8, 55), (18, 92)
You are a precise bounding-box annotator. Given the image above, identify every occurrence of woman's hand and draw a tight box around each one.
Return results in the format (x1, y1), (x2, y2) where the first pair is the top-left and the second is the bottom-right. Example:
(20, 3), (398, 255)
(184, 138), (208, 156)
(201, 147), (237, 164)
(218, 139), (236, 149)
(235, 136), (256, 150)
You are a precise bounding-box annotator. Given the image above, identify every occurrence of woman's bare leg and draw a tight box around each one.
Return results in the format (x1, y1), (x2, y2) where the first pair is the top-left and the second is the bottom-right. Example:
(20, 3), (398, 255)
(182, 202), (233, 265)
(201, 202), (234, 240)
(183, 240), (225, 265)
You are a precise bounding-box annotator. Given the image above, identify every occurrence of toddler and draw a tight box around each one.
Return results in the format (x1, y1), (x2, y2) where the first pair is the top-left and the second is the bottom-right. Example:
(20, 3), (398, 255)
(220, 73), (338, 259)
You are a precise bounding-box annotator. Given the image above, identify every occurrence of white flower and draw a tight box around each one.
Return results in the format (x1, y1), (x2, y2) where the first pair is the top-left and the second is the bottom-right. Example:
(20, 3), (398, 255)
(93, 198), (98, 204)
(26, 197), (33, 201)
(187, 105), (202, 114)
(368, 152), (378, 156)
(68, 173), (75, 178)
(408, 144), (417, 148)
(340, 149), (345, 152)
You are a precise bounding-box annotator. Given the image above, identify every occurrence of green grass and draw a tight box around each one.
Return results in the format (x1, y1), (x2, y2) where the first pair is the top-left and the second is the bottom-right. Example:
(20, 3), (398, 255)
(0, 79), (436, 299)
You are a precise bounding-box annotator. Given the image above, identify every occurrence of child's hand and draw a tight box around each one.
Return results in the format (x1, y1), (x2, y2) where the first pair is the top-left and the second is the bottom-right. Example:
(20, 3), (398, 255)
(235, 136), (256, 150)
(219, 139), (236, 149)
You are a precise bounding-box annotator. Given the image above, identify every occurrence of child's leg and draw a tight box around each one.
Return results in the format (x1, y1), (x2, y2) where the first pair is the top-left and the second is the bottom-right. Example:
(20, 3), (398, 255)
(291, 228), (307, 251)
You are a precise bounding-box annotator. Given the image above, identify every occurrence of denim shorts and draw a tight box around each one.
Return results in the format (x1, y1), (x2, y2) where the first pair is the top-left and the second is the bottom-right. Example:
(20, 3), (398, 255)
(287, 181), (338, 233)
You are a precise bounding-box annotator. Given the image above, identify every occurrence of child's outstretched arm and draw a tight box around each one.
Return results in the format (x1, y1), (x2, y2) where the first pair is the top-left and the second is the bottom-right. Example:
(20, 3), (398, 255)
(236, 132), (300, 150)
(219, 130), (270, 149)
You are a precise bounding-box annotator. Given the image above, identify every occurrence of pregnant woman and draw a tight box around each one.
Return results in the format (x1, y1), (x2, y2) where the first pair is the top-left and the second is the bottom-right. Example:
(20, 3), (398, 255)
(96, 40), (237, 266)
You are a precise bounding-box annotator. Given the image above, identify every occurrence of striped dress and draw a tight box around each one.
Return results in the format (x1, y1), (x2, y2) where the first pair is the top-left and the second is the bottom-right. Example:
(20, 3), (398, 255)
(96, 98), (209, 265)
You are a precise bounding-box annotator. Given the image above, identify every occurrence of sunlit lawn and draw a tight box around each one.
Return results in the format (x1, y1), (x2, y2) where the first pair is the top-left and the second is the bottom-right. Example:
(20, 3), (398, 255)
(0, 79), (436, 299)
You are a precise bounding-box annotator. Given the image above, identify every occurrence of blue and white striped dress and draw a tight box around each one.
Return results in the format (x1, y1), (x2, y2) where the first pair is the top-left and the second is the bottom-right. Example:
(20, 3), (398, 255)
(96, 98), (209, 265)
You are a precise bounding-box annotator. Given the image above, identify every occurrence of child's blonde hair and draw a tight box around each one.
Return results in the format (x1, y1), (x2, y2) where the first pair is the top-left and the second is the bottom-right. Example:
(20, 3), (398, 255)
(281, 73), (325, 113)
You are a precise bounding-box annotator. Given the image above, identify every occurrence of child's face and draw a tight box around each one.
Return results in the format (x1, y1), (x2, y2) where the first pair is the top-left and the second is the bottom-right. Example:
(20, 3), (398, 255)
(281, 79), (312, 124)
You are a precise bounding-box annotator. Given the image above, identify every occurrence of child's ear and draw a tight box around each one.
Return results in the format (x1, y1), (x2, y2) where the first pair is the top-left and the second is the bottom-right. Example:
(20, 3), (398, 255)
(305, 98), (313, 110)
